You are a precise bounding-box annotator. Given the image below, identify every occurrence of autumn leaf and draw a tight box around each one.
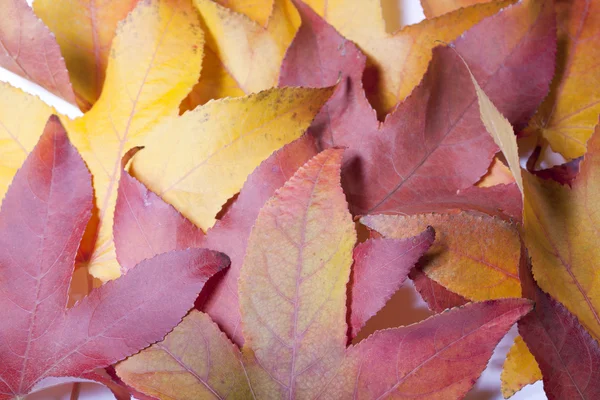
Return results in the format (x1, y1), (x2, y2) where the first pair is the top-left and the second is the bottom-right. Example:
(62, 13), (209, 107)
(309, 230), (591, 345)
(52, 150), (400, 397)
(181, 0), (299, 111)
(523, 123), (600, 341)
(362, 213), (522, 301)
(280, 0), (553, 218)
(303, 0), (512, 114)
(213, 0), (274, 26)
(33, 0), (139, 110)
(501, 336), (542, 398)
(0, 0), (77, 105)
(525, 0), (600, 160)
(0, 82), (54, 202)
(116, 148), (532, 399)
(518, 253), (600, 399)
(476, 156), (516, 187)
(64, 0), (203, 283)
(116, 135), (319, 345)
(420, 0), (496, 18)
(410, 268), (469, 313)
(349, 228), (435, 339)
(130, 86), (333, 234)
(0, 116), (228, 399)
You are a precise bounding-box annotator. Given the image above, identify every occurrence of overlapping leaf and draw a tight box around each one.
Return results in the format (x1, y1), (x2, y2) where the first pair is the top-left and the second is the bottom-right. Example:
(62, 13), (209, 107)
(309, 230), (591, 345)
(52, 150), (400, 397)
(303, 0), (512, 114)
(280, 0), (553, 219)
(116, 148), (532, 399)
(0, 117), (228, 399)
(34, 0), (139, 109)
(420, 0), (495, 18)
(525, 0), (600, 160)
(524, 123), (600, 342)
(0, 0), (77, 105)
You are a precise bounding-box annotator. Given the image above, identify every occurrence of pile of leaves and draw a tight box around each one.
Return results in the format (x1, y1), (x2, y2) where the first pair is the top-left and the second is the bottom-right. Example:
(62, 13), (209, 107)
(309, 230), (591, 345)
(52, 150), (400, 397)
(0, 0), (598, 398)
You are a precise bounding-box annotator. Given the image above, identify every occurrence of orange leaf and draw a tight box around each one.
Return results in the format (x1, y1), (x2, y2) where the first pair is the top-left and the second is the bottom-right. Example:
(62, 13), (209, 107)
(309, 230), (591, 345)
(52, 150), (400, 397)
(362, 212), (522, 301)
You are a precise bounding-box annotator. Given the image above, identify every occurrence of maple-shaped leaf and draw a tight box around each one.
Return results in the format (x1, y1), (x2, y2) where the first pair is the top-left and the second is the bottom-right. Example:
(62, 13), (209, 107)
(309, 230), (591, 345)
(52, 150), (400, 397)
(362, 213), (522, 301)
(349, 228), (435, 339)
(420, 0), (496, 18)
(524, 122), (600, 342)
(180, 0), (299, 111)
(518, 253), (600, 399)
(61, 0), (203, 283)
(116, 148), (532, 399)
(280, 0), (553, 218)
(0, 83), (54, 202)
(115, 134), (319, 345)
(525, 0), (600, 160)
(302, 0), (512, 114)
(0, 116), (229, 399)
(0, 0), (77, 105)
(33, 0), (139, 110)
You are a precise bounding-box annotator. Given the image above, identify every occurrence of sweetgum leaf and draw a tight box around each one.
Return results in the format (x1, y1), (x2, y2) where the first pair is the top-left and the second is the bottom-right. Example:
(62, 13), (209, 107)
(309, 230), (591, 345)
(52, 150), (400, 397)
(64, 0), (204, 282)
(524, 123), (600, 341)
(302, 0), (512, 114)
(410, 268), (468, 313)
(0, 117), (229, 398)
(280, 0), (554, 218)
(0, 0), (77, 105)
(519, 254), (600, 399)
(34, 0), (139, 110)
(116, 149), (532, 399)
(349, 229), (435, 339)
(525, 0), (600, 160)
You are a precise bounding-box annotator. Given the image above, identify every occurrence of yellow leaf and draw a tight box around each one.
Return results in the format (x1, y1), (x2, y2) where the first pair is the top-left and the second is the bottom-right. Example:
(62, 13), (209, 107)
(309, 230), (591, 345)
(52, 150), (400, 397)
(185, 0), (298, 109)
(0, 83), (54, 202)
(130, 86), (334, 231)
(34, 0), (139, 110)
(420, 0), (495, 18)
(465, 58), (523, 193)
(65, 0), (204, 282)
(362, 212), (522, 301)
(525, 0), (600, 160)
(524, 124), (600, 340)
(501, 336), (542, 398)
(213, 0), (274, 26)
(304, 0), (511, 114)
(239, 148), (355, 398)
(116, 310), (253, 399)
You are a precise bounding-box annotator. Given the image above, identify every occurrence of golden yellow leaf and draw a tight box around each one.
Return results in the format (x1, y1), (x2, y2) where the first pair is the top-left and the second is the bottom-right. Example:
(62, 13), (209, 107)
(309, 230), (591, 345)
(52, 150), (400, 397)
(303, 0), (511, 114)
(130, 86), (334, 231)
(65, 0), (204, 282)
(420, 0), (494, 18)
(362, 212), (522, 301)
(34, 0), (138, 110)
(185, 0), (298, 109)
(501, 336), (542, 398)
(0, 83), (54, 202)
(523, 124), (600, 340)
(525, 0), (600, 160)
(466, 60), (523, 193)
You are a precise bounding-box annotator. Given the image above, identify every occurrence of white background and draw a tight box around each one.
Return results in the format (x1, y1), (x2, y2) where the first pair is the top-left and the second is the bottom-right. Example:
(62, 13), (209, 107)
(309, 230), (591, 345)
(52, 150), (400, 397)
(0, 0), (546, 398)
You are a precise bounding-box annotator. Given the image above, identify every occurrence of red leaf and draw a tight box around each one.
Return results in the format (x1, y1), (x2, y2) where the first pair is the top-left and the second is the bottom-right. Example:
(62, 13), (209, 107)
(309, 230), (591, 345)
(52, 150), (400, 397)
(0, 117), (228, 398)
(410, 268), (469, 313)
(349, 228), (435, 339)
(0, 0), (77, 104)
(519, 254), (600, 399)
(114, 148), (205, 273)
(279, 0), (554, 218)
